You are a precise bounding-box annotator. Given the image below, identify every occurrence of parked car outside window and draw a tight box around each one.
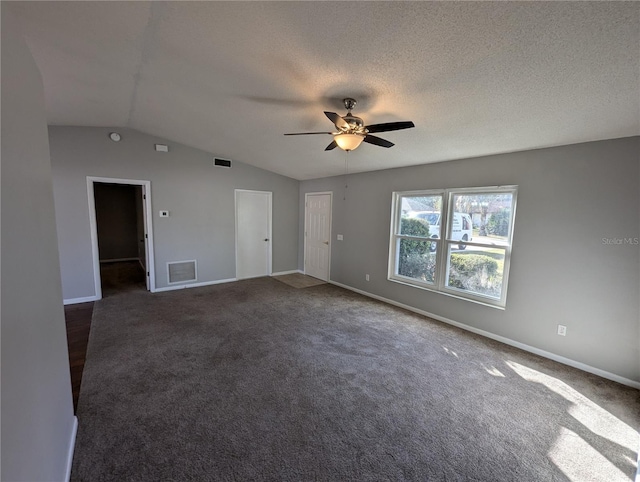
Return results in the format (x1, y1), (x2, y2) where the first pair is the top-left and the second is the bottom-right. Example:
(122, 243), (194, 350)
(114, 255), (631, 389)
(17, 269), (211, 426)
(409, 211), (473, 250)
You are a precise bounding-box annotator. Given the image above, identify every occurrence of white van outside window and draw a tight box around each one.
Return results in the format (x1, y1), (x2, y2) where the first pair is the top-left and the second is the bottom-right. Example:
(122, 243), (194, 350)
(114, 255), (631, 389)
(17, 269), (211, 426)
(409, 211), (473, 250)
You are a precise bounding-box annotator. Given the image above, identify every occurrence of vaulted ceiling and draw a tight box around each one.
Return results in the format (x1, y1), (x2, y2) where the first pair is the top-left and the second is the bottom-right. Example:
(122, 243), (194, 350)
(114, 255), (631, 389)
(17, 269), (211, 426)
(7, 1), (639, 180)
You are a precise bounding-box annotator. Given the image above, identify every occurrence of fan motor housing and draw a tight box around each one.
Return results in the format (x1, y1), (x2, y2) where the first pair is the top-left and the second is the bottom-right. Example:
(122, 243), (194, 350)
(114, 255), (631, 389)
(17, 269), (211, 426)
(343, 114), (364, 129)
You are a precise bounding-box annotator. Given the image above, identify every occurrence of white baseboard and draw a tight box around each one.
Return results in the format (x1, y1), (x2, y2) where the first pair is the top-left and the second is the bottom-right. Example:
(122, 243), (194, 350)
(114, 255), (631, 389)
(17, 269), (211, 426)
(64, 416), (78, 482)
(271, 270), (303, 276)
(99, 257), (138, 263)
(329, 280), (640, 390)
(63, 295), (99, 305)
(153, 278), (237, 293)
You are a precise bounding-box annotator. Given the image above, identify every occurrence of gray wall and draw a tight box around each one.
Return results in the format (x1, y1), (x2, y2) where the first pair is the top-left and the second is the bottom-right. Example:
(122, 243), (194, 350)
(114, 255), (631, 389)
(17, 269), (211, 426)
(1, 10), (76, 481)
(49, 126), (299, 299)
(95, 183), (139, 261)
(300, 137), (640, 382)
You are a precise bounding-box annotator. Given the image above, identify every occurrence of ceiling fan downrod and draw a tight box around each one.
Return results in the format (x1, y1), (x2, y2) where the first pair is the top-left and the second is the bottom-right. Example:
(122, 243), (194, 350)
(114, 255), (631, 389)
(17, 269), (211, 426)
(343, 97), (357, 113)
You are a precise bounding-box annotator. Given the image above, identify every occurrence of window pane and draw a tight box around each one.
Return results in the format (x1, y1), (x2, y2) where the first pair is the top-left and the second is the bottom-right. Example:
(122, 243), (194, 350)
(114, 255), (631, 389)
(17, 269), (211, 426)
(450, 193), (513, 246)
(400, 195), (443, 238)
(446, 245), (505, 299)
(397, 238), (437, 283)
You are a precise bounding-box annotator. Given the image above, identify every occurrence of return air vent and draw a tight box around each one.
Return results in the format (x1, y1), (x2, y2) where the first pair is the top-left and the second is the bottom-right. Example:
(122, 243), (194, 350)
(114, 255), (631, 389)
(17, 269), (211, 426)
(214, 158), (232, 168)
(167, 260), (197, 284)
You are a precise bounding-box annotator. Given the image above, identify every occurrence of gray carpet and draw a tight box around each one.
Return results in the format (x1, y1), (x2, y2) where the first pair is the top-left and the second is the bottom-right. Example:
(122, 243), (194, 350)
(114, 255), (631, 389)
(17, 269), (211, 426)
(72, 277), (639, 481)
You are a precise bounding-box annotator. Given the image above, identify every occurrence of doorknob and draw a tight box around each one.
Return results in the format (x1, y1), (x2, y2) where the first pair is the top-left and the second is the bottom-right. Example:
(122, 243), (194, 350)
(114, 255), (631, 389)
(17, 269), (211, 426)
(323, 241), (329, 245)
(264, 238), (269, 242)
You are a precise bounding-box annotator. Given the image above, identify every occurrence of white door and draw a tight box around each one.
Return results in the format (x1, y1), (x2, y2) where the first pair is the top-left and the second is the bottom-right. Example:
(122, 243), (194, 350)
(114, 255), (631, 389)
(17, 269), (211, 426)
(304, 192), (332, 281)
(140, 185), (150, 290)
(236, 190), (272, 279)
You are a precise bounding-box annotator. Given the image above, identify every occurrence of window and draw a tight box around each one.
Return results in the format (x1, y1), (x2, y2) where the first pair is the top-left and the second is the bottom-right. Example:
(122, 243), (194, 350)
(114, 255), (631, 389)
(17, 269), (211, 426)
(389, 186), (517, 308)
(393, 192), (443, 284)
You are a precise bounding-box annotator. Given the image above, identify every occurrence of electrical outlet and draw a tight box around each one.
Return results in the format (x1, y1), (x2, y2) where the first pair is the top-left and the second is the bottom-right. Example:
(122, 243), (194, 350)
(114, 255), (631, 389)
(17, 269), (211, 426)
(557, 324), (567, 336)
(365, 274), (370, 281)
(159, 210), (169, 217)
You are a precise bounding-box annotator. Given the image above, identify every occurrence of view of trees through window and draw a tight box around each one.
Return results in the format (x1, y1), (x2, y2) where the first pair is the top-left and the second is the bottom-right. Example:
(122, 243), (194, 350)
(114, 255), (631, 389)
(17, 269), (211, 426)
(391, 188), (516, 306)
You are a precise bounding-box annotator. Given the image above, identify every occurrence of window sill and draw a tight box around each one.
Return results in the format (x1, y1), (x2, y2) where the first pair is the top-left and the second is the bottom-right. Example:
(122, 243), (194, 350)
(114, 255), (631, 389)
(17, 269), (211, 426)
(387, 276), (506, 310)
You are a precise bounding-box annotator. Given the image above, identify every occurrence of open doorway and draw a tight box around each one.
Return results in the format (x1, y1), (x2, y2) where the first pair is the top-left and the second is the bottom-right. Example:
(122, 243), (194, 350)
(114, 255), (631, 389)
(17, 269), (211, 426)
(87, 177), (155, 299)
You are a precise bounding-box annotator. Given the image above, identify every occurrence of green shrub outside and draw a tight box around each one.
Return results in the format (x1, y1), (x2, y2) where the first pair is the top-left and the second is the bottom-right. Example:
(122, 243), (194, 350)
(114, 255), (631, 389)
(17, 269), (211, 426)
(397, 218), (502, 295)
(487, 209), (509, 237)
(450, 254), (498, 277)
(399, 218), (430, 257)
(398, 251), (436, 282)
(398, 218), (434, 281)
(448, 253), (500, 296)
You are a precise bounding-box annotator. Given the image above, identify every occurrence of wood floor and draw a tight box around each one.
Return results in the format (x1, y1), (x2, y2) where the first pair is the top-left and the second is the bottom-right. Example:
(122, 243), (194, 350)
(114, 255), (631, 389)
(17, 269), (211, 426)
(64, 302), (94, 412)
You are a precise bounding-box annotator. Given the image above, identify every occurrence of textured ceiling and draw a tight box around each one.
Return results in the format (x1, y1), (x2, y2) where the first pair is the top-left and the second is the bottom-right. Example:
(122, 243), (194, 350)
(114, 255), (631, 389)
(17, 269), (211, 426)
(7, 1), (640, 180)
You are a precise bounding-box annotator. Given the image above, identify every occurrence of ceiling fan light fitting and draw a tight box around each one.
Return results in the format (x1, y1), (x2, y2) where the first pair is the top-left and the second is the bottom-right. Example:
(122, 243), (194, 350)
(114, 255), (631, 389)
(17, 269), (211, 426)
(334, 133), (364, 151)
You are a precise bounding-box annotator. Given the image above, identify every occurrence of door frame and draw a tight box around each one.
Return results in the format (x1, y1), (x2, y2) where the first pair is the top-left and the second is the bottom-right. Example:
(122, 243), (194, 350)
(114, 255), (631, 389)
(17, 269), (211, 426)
(87, 176), (156, 299)
(304, 191), (333, 281)
(234, 189), (273, 279)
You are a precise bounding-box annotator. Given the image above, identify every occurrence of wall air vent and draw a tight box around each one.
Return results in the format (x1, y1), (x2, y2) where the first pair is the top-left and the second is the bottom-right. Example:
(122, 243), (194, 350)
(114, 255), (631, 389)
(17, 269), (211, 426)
(167, 260), (197, 284)
(214, 158), (232, 168)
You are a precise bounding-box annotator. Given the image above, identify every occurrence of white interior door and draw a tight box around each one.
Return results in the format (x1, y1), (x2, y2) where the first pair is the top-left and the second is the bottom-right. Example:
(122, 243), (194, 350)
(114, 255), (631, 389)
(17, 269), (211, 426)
(140, 185), (150, 290)
(304, 192), (332, 281)
(236, 190), (272, 279)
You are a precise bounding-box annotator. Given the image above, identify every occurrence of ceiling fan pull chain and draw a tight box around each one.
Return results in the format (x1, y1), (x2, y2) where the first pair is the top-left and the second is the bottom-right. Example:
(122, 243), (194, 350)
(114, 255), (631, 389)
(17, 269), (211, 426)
(343, 151), (349, 201)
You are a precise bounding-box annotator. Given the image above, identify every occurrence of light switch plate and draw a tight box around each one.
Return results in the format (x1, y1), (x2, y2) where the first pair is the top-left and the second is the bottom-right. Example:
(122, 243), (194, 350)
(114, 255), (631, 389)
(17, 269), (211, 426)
(337, 234), (343, 241)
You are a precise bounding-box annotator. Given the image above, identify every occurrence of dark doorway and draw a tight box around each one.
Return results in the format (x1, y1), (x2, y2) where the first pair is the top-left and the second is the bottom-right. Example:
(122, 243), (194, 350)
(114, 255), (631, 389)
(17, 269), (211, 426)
(94, 183), (147, 297)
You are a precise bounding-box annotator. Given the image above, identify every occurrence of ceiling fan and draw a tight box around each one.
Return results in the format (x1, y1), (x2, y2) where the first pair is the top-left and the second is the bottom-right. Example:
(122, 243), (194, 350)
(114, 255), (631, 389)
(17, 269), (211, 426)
(284, 98), (415, 151)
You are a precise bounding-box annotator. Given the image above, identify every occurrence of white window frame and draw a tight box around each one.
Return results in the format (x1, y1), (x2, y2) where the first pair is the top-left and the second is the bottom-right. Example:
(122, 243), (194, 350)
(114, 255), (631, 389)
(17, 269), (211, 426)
(388, 186), (518, 309)
(388, 189), (444, 289)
